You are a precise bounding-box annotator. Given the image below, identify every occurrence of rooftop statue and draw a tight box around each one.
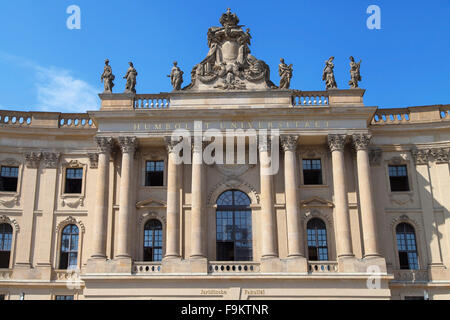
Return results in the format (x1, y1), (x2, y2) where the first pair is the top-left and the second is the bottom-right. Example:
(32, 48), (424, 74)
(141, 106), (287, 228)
(348, 56), (362, 89)
(168, 61), (184, 91)
(124, 61), (138, 94)
(279, 58), (293, 89)
(101, 59), (115, 93)
(322, 56), (337, 90)
(185, 9), (276, 91)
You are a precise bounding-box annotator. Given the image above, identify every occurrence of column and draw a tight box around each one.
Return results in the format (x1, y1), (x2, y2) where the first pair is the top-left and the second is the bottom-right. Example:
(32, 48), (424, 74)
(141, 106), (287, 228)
(14, 152), (42, 267)
(281, 135), (305, 258)
(259, 136), (278, 259)
(116, 137), (138, 259)
(190, 139), (206, 258)
(328, 134), (354, 258)
(91, 137), (113, 259)
(352, 134), (380, 258)
(164, 137), (181, 259)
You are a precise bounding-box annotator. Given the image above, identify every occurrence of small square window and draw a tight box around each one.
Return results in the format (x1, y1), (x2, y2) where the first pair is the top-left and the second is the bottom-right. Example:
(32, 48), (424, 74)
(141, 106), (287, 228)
(0, 166), (19, 192)
(389, 165), (410, 192)
(145, 161), (164, 187)
(55, 295), (74, 300)
(64, 168), (83, 194)
(303, 159), (323, 185)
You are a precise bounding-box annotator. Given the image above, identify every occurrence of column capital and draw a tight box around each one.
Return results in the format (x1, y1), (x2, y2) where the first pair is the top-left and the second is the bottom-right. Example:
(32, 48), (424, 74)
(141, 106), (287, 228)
(118, 136), (138, 154)
(95, 136), (114, 154)
(24, 152), (42, 168)
(430, 147), (450, 164)
(42, 152), (61, 169)
(352, 134), (372, 151)
(191, 139), (208, 153)
(327, 134), (347, 152)
(411, 148), (429, 165)
(164, 136), (183, 154)
(258, 136), (273, 153)
(280, 135), (299, 152)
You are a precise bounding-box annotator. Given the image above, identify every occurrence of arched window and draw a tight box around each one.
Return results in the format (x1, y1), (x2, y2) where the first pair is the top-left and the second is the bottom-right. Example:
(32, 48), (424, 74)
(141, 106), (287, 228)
(59, 224), (79, 270)
(0, 223), (13, 268)
(144, 219), (163, 262)
(216, 190), (252, 261)
(307, 218), (329, 261)
(396, 223), (419, 270)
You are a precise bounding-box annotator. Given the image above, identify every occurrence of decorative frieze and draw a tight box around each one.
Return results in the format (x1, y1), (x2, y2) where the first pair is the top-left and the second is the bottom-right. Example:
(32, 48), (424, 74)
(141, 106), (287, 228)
(327, 134), (346, 152)
(369, 148), (382, 166)
(411, 147), (449, 165)
(118, 136), (138, 154)
(42, 152), (61, 169)
(411, 148), (429, 165)
(430, 148), (450, 164)
(280, 135), (298, 152)
(95, 136), (114, 153)
(24, 152), (42, 168)
(352, 134), (372, 151)
(87, 153), (99, 169)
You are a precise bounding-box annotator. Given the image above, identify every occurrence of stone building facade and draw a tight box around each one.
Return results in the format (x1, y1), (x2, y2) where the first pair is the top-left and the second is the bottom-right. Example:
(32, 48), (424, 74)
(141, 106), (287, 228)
(0, 11), (450, 300)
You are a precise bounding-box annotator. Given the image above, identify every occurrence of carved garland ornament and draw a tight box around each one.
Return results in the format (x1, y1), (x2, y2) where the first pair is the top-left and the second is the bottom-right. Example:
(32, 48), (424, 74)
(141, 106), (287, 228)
(411, 147), (450, 165)
(24, 152), (42, 168)
(42, 152), (61, 169)
(0, 215), (20, 232)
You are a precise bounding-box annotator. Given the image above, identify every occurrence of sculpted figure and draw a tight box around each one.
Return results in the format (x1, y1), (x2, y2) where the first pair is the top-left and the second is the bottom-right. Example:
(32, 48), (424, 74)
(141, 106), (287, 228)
(101, 59), (115, 93)
(278, 58), (293, 89)
(348, 56), (362, 88)
(124, 62), (138, 93)
(168, 61), (184, 91)
(322, 56), (337, 89)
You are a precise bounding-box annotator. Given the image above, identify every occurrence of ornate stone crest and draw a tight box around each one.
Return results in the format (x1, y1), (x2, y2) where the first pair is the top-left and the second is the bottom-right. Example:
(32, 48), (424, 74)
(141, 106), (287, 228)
(185, 9), (277, 91)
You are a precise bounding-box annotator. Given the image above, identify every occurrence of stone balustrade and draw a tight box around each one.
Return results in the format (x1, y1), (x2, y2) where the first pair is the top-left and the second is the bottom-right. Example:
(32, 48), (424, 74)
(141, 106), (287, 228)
(133, 262), (162, 274)
(372, 108), (411, 124)
(0, 269), (12, 280)
(308, 261), (338, 273)
(0, 111), (33, 127)
(208, 261), (260, 274)
(292, 91), (329, 107)
(392, 269), (428, 283)
(134, 94), (171, 109)
(440, 105), (450, 119)
(59, 114), (95, 128)
(372, 105), (450, 125)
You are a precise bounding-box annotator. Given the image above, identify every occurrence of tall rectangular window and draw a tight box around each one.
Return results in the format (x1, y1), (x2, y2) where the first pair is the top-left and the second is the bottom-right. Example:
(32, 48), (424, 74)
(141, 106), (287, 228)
(0, 166), (19, 192)
(303, 159), (323, 185)
(389, 165), (410, 192)
(145, 161), (164, 187)
(64, 168), (83, 194)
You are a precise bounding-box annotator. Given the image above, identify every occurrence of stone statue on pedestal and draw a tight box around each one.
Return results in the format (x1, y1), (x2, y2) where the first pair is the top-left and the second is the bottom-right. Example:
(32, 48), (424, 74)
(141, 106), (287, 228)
(348, 56), (362, 89)
(124, 62), (138, 94)
(168, 61), (184, 91)
(322, 56), (337, 90)
(278, 58), (293, 89)
(101, 59), (115, 93)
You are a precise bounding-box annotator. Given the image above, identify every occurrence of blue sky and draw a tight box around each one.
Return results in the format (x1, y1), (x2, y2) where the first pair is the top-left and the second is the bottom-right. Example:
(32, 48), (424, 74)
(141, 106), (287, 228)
(0, 0), (449, 112)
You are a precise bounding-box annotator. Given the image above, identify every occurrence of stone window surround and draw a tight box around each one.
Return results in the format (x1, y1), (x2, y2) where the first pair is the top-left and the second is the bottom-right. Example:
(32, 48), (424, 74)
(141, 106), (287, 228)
(302, 209), (335, 261)
(391, 215), (424, 271)
(60, 160), (88, 208)
(298, 148), (329, 188)
(384, 156), (414, 195)
(54, 216), (85, 271)
(0, 158), (23, 205)
(139, 150), (168, 188)
(0, 214), (20, 269)
(137, 212), (166, 261)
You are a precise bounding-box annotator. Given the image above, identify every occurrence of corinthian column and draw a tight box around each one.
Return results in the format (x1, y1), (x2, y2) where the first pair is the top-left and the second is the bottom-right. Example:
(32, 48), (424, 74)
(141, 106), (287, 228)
(353, 134), (380, 258)
(164, 137), (181, 259)
(116, 136), (138, 259)
(328, 134), (354, 258)
(259, 136), (278, 259)
(281, 135), (304, 258)
(91, 137), (113, 259)
(190, 139), (206, 259)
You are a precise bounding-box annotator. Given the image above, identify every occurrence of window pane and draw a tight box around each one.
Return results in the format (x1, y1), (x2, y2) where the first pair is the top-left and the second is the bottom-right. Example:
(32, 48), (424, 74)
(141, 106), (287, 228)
(396, 223), (419, 270)
(389, 165), (410, 192)
(307, 218), (328, 261)
(303, 159), (323, 185)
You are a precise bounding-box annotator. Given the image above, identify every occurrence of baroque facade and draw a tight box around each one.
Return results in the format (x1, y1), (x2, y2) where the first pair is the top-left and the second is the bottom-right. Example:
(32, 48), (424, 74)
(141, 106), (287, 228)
(0, 10), (450, 300)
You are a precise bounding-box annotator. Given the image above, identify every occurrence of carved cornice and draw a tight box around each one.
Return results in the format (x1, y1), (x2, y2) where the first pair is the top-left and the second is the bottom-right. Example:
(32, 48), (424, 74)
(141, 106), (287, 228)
(411, 148), (429, 165)
(65, 160), (85, 168)
(352, 134), (372, 151)
(327, 134), (346, 152)
(95, 136), (114, 154)
(369, 148), (383, 166)
(42, 152), (61, 169)
(0, 215), (20, 232)
(280, 135), (298, 152)
(87, 153), (99, 169)
(24, 152), (42, 168)
(118, 136), (138, 154)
